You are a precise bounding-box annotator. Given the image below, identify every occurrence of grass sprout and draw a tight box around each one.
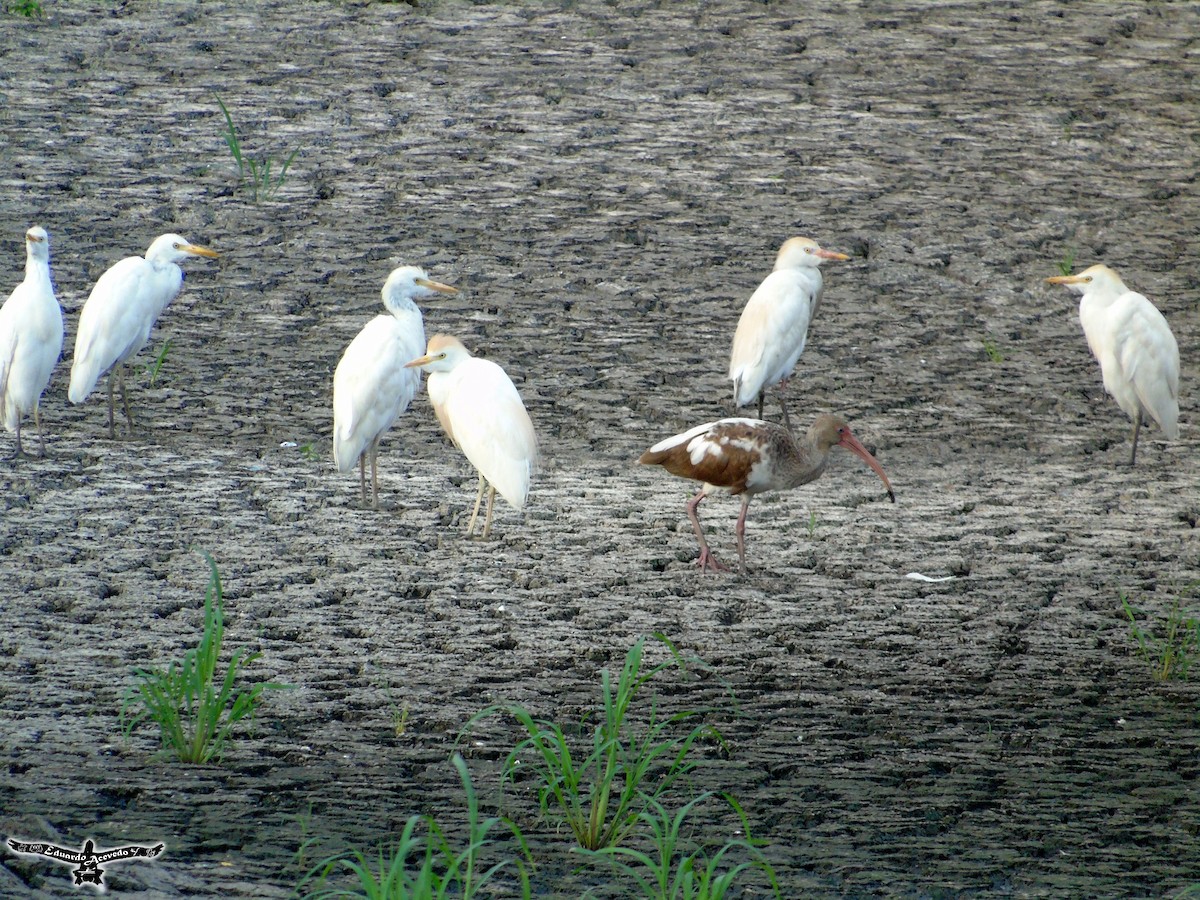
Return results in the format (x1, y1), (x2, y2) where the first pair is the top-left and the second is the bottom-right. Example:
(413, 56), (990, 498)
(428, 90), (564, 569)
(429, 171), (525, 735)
(300, 753), (532, 899)
(217, 94), (299, 202)
(469, 634), (723, 851)
(1121, 588), (1200, 682)
(982, 335), (1004, 363)
(5, 0), (43, 16)
(120, 550), (289, 763)
(144, 337), (173, 386)
(582, 792), (781, 900)
(1057, 247), (1077, 277)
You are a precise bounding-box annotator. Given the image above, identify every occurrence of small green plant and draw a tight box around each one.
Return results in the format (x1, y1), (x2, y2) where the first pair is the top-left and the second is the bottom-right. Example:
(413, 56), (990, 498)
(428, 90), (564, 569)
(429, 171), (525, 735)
(217, 95), (299, 202)
(120, 550), (289, 763)
(982, 335), (1004, 363)
(299, 441), (322, 463)
(300, 753), (532, 899)
(1120, 588), (1200, 682)
(469, 635), (722, 852)
(144, 337), (173, 386)
(5, 0), (43, 16)
(1057, 247), (1077, 277)
(804, 509), (818, 539)
(583, 792), (780, 900)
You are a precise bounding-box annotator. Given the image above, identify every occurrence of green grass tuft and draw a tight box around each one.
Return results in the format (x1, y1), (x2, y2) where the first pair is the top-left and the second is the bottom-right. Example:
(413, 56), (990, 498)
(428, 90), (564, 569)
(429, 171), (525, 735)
(300, 753), (532, 899)
(1120, 587), (1200, 682)
(120, 550), (290, 763)
(469, 634), (724, 852)
(217, 94), (300, 203)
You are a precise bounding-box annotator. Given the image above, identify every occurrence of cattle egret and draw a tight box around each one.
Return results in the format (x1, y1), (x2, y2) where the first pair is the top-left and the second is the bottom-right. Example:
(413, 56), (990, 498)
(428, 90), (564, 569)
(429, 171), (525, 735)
(332, 266), (458, 507)
(1047, 264), (1180, 465)
(406, 335), (538, 538)
(729, 237), (849, 430)
(640, 414), (894, 573)
(0, 227), (63, 456)
(68, 233), (218, 437)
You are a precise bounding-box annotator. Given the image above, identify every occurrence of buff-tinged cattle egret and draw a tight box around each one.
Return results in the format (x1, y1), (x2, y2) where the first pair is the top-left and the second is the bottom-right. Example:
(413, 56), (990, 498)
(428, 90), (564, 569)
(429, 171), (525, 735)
(332, 266), (458, 507)
(406, 335), (538, 538)
(729, 237), (849, 430)
(69, 233), (218, 437)
(0, 227), (63, 456)
(640, 414), (894, 573)
(1047, 264), (1179, 465)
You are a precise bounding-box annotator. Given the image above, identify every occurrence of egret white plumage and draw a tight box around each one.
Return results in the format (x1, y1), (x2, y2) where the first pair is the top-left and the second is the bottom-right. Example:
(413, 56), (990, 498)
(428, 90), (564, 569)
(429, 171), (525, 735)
(68, 233), (218, 437)
(406, 335), (538, 538)
(1047, 264), (1180, 465)
(0, 227), (63, 456)
(729, 236), (849, 430)
(332, 266), (458, 507)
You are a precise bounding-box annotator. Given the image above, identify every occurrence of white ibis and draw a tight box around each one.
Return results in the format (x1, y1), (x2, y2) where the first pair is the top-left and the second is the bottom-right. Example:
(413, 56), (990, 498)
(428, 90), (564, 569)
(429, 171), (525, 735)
(332, 266), (458, 508)
(729, 236), (849, 430)
(69, 233), (218, 437)
(1047, 264), (1180, 465)
(0, 227), (63, 456)
(639, 414), (895, 573)
(406, 335), (538, 538)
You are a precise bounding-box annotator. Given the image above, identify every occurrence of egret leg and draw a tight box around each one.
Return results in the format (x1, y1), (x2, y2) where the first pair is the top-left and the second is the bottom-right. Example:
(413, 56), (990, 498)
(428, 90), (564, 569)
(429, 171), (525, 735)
(12, 416), (22, 458)
(465, 473), (487, 536)
(106, 370), (117, 439)
(686, 490), (728, 573)
(777, 378), (794, 433)
(33, 404), (46, 457)
(358, 454), (368, 505)
(734, 495), (752, 575)
(1128, 411), (1143, 467)
(755, 391), (764, 420)
(369, 440), (381, 509)
(118, 365), (135, 434)
(481, 485), (497, 539)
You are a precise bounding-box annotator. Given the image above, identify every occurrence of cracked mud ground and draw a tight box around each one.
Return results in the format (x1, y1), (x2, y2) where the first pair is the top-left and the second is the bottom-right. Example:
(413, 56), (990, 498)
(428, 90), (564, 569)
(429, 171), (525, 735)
(1, 1), (1198, 897)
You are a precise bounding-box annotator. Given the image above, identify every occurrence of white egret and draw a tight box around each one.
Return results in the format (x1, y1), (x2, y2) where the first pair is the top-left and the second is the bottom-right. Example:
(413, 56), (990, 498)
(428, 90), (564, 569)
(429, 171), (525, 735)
(1047, 264), (1180, 465)
(332, 266), (458, 507)
(729, 236), (849, 430)
(0, 227), (63, 456)
(406, 335), (538, 538)
(68, 233), (218, 437)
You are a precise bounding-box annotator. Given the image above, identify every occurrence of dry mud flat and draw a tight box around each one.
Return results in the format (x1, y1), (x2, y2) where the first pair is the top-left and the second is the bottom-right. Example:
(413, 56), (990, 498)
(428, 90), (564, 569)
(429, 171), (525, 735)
(1, 0), (1199, 897)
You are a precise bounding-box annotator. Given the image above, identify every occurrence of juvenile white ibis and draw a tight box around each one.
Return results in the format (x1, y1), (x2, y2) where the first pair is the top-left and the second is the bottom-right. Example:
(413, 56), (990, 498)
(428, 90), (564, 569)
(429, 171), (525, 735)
(639, 414), (895, 573)
(406, 335), (538, 538)
(332, 266), (458, 508)
(0, 227), (63, 456)
(69, 233), (218, 437)
(1047, 264), (1179, 465)
(729, 237), (849, 430)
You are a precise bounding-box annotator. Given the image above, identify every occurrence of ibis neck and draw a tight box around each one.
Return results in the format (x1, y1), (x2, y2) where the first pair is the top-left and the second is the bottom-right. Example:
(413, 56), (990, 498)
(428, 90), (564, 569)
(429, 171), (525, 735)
(776, 429), (831, 490)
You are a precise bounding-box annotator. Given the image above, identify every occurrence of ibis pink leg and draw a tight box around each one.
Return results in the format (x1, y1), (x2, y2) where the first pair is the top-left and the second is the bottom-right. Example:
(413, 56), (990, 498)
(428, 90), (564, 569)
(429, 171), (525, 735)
(686, 490), (728, 573)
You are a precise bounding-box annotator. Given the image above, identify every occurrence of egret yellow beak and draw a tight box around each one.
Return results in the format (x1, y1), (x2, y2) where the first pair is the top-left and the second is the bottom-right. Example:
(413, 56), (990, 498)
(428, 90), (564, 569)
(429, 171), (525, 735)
(414, 277), (458, 294)
(182, 244), (219, 259)
(818, 249), (850, 261)
(25, 232), (45, 243)
(405, 353), (436, 369)
(1045, 274), (1085, 284)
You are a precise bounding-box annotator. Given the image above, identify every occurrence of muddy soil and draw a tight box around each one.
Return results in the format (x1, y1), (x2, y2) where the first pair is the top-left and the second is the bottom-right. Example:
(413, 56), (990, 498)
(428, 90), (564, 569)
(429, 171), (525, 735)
(1, 1), (1199, 897)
